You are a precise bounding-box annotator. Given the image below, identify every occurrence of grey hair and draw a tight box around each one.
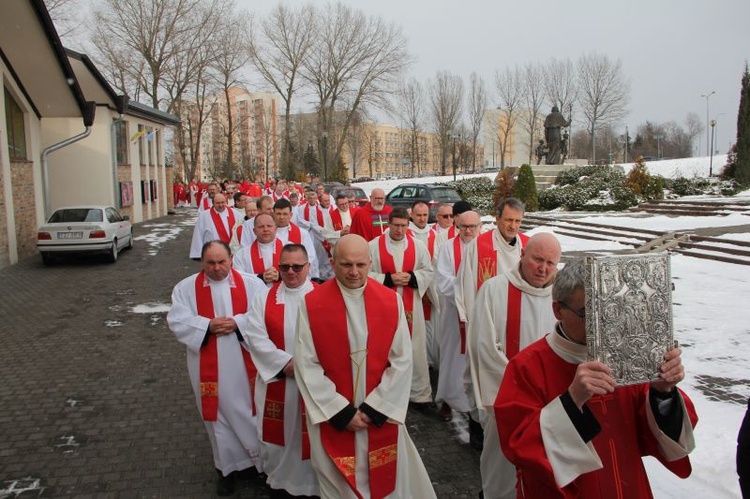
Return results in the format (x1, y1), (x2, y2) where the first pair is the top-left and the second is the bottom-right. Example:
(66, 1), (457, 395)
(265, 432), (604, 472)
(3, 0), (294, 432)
(552, 259), (587, 302)
(496, 197), (525, 217)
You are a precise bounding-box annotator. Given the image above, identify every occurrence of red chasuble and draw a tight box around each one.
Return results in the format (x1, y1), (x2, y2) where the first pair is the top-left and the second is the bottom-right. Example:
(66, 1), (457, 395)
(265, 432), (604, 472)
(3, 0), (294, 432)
(194, 269), (256, 421)
(475, 230), (529, 289)
(495, 336), (698, 499)
(306, 279), (400, 499)
(262, 282), (310, 459)
(303, 204), (324, 226)
(453, 236), (468, 353)
(378, 234), (416, 334)
(250, 239), (282, 274)
(209, 208), (236, 244)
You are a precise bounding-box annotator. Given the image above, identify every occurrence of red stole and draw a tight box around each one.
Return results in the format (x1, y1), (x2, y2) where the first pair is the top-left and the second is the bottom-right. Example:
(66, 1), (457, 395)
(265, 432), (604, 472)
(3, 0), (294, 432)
(427, 229), (437, 258)
(287, 223), (302, 244)
(209, 208), (235, 244)
(250, 239), (282, 274)
(475, 231), (529, 290)
(194, 270), (256, 421)
(329, 209), (344, 231)
(306, 279), (400, 499)
(201, 196), (212, 210)
(262, 283), (310, 459)
(453, 236), (468, 354)
(304, 204), (324, 226)
(378, 234), (417, 334)
(505, 282), (523, 359)
(236, 225), (243, 244)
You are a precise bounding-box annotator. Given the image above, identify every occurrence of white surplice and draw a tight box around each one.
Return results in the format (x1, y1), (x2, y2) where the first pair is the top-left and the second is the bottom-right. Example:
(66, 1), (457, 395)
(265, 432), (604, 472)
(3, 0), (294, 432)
(243, 281), (319, 496)
(239, 217), (257, 248)
(167, 270), (267, 475)
(468, 265), (556, 499)
(409, 222), (440, 369)
(189, 208), (236, 259)
(434, 236), (471, 413)
(368, 235), (434, 403)
(232, 240), (277, 285)
(294, 280), (436, 499)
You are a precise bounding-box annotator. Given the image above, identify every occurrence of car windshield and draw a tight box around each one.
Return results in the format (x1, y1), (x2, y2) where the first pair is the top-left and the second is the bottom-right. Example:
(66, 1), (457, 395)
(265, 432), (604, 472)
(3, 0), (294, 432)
(346, 188), (366, 197)
(49, 208), (103, 223)
(431, 187), (462, 202)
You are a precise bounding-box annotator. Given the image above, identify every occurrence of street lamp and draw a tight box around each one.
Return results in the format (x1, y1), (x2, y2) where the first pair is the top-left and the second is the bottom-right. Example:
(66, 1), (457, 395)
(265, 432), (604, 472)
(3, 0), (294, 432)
(700, 91), (715, 157)
(321, 132), (328, 181)
(654, 134), (663, 160)
(709, 120), (716, 176)
(452, 134), (458, 181)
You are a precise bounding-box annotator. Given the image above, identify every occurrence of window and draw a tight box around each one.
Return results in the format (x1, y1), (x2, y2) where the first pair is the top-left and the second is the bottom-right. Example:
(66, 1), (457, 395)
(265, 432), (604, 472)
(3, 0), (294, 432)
(146, 127), (153, 164)
(138, 124), (145, 165)
(115, 120), (128, 165)
(4, 87), (26, 160)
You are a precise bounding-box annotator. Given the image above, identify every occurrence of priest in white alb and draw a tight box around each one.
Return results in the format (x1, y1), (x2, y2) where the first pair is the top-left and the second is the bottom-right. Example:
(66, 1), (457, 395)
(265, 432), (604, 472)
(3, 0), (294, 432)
(273, 198), (319, 280)
(434, 211), (481, 422)
(295, 234), (437, 499)
(167, 240), (267, 496)
(232, 214), (281, 287)
(368, 207), (434, 406)
(243, 244), (319, 497)
(468, 232), (561, 499)
(189, 194), (239, 259)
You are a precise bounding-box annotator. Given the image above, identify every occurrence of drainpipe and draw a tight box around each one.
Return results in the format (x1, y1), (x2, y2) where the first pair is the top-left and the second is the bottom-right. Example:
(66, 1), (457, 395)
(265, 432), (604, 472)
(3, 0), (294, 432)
(41, 127), (91, 219)
(111, 115), (124, 209)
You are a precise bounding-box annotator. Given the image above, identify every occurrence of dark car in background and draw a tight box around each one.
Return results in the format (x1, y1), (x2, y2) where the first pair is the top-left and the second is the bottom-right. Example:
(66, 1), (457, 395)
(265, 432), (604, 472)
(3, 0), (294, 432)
(385, 183), (462, 222)
(330, 186), (369, 207)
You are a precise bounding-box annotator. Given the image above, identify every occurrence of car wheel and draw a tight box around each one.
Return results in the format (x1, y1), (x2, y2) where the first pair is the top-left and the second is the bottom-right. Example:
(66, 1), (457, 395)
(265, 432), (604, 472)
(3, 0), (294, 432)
(127, 230), (134, 250)
(41, 252), (54, 266)
(107, 239), (118, 263)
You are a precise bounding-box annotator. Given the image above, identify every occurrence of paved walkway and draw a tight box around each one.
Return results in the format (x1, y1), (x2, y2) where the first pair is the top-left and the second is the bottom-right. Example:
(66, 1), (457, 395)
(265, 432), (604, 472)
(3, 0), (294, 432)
(0, 209), (481, 498)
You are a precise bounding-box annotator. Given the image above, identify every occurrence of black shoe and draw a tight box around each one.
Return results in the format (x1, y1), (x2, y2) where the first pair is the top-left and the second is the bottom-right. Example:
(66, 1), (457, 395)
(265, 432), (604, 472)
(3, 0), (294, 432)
(409, 401), (434, 412)
(468, 417), (484, 451)
(438, 402), (453, 422)
(216, 470), (236, 496)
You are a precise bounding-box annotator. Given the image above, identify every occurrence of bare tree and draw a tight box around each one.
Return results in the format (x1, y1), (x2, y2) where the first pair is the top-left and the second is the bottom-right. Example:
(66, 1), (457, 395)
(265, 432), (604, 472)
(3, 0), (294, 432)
(544, 57), (578, 115)
(685, 112), (705, 156)
(577, 52), (630, 164)
(44, 0), (82, 38)
(212, 13), (253, 179)
(302, 3), (411, 181)
(519, 62), (546, 164)
(467, 72), (487, 172)
(250, 4), (316, 180)
(396, 78), (426, 176)
(495, 66), (524, 168)
(428, 71), (464, 175)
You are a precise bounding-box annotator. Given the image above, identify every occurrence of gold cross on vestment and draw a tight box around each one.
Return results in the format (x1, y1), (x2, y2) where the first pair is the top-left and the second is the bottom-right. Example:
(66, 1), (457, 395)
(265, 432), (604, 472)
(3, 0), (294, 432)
(350, 348), (367, 402)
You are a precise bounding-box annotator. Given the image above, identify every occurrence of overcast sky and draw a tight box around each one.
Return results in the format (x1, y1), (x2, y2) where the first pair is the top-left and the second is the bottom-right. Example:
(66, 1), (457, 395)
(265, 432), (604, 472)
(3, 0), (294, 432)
(240, 0), (749, 154)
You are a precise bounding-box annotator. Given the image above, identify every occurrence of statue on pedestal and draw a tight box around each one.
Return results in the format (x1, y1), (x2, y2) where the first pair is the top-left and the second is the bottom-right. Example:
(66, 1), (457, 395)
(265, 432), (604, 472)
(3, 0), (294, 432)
(544, 106), (571, 165)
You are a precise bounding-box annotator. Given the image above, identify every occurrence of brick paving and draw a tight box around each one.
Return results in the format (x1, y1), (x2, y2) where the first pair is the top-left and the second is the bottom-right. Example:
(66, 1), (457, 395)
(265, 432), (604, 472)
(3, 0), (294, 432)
(0, 209), (481, 498)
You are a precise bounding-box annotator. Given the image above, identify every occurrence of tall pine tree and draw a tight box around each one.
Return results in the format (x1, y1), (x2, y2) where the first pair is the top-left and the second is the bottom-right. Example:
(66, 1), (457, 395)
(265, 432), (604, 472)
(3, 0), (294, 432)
(735, 63), (750, 185)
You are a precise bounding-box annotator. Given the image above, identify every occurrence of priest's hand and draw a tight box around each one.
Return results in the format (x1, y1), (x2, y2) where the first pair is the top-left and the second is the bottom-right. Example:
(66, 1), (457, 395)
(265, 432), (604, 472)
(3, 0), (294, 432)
(569, 361), (616, 410)
(282, 359), (295, 378)
(209, 317), (237, 336)
(346, 411), (369, 432)
(392, 272), (411, 287)
(263, 267), (279, 283)
(341, 225), (350, 235)
(651, 347), (684, 394)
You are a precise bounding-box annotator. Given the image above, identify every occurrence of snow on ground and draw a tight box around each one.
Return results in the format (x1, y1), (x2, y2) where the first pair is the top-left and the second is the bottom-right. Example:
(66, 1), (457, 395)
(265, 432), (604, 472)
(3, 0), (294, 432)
(351, 155), (747, 498)
(131, 303), (171, 314)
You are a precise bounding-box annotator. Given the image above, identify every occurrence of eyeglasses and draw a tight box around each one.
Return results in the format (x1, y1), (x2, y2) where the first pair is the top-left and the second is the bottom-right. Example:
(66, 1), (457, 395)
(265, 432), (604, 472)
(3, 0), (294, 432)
(279, 263), (308, 273)
(438, 214), (453, 219)
(459, 224), (480, 230)
(559, 301), (585, 319)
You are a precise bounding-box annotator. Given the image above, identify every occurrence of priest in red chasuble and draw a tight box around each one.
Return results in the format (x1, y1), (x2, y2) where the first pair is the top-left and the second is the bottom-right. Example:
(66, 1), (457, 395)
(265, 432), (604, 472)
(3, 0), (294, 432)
(190, 193), (239, 259)
(167, 241), (267, 495)
(495, 259), (698, 499)
(295, 235), (436, 499)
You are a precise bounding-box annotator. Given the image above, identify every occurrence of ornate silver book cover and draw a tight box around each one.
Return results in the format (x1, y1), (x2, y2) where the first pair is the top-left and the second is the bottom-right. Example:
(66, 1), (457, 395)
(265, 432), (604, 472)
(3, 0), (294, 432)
(584, 253), (674, 386)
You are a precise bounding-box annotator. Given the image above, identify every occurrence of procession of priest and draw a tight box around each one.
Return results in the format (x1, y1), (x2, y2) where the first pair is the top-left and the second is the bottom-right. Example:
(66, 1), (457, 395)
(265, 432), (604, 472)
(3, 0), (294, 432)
(168, 178), (702, 498)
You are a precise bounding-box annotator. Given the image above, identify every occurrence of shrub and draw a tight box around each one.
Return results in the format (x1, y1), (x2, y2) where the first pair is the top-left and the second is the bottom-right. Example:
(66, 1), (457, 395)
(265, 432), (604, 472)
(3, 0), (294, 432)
(492, 168), (516, 211)
(540, 165), (639, 211)
(447, 177), (495, 215)
(513, 164), (539, 211)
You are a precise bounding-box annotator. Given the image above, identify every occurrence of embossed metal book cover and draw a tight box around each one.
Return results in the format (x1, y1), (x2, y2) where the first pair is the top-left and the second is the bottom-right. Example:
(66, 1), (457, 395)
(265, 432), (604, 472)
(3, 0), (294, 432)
(584, 253), (674, 385)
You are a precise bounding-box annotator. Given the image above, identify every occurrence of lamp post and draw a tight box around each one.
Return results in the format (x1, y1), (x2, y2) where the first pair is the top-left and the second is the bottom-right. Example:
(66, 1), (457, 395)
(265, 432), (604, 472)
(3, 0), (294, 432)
(700, 91), (715, 157)
(654, 134), (663, 160)
(709, 120), (716, 176)
(452, 134), (458, 181)
(321, 132), (328, 181)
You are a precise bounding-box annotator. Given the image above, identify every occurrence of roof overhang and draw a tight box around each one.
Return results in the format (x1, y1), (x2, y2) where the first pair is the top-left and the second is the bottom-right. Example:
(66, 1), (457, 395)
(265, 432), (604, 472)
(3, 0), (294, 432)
(0, 0), (94, 125)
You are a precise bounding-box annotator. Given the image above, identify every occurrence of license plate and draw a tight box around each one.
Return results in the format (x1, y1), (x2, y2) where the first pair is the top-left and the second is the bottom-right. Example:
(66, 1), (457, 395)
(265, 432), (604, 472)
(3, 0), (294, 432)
(58, 231), (83, 239)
